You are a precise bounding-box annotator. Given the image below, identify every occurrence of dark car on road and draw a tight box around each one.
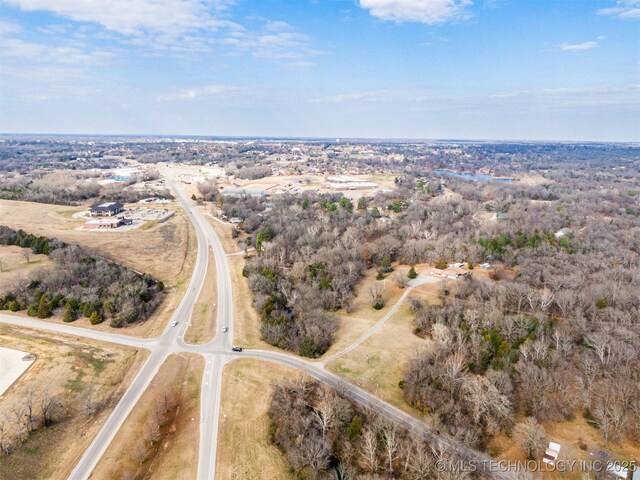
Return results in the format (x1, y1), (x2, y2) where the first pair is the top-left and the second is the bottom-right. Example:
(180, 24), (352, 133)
(232, 347), (243, 352)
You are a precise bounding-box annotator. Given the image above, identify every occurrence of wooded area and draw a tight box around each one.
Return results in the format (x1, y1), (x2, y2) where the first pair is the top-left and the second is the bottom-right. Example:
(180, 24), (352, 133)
(0, 226), (164, 327)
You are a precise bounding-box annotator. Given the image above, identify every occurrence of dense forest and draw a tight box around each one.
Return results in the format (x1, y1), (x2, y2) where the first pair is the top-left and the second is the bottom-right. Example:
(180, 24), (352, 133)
(0, 227), (164, 327)
(227, 147), (640, 468)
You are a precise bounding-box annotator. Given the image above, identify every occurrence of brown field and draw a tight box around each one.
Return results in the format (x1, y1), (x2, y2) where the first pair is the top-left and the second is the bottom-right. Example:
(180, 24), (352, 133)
(325, 263), (444, 410)
(0, 199), (197, 338)
(319, 265), (411, 360)
(328, 300), (429, 411)
(0, 245), (53, 292)
(184, 245), (218, 344)
(0, 325), (147, 480)
(216, 359), (293, 480)
(91, 353), (204, 480)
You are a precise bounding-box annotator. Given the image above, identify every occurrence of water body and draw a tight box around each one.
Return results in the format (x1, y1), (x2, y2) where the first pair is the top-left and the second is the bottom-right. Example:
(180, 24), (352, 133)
(434, 169), (513, 182)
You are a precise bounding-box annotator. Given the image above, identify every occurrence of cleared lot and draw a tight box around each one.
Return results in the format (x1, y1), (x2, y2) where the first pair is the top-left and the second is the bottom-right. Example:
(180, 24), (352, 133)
(0, 324), (147, 480)
(0, 346), (34, 397)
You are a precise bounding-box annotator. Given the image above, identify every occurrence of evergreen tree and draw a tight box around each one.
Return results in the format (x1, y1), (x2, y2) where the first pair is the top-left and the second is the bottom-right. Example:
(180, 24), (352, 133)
(407, 266), (418, 279)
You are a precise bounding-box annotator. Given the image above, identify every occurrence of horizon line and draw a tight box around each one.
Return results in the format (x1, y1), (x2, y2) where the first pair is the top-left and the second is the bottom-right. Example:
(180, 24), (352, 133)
(0, 132), (638, 145)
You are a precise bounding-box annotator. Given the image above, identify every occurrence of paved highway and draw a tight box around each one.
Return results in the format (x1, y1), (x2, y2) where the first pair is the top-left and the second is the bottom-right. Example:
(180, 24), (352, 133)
(0, 170), (515, 480)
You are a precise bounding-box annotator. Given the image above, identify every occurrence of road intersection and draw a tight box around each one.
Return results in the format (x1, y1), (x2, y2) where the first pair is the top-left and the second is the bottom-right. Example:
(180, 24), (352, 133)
(0, 174), (514, 480)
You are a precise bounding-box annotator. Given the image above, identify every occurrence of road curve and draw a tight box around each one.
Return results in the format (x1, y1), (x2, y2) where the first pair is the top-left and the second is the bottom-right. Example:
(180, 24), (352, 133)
(236, 349), (515, 480)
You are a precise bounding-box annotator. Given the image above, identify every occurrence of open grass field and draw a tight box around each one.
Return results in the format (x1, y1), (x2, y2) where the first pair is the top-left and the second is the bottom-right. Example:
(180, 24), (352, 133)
(90, 353), (204, 480)
(216, 359), (293, 480)
(325, 263), (444, 410)
(0, 245), (53, 293)
(0, 325), (147, 480)
(328, 299), (429, 411)
(318, 265), (410, 360)
(0, 199), (197, 339)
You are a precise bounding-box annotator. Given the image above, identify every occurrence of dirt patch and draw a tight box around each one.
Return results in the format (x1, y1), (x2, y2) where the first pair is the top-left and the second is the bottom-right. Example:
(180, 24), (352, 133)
(0, 325), (147, 480)
(90, 353), (204, 480)
(216, 359), (293, 480)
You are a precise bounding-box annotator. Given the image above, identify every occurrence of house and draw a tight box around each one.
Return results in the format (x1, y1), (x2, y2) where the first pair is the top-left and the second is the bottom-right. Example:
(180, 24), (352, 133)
(481, 263), (491, 270)
(84, 217), (131, 230)
(431, 267), (469, 279)
(89, 202), (124, 217)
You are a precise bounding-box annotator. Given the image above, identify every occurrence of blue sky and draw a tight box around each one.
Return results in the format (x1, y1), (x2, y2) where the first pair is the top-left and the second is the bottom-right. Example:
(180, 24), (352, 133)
(0, 0), (638, 141)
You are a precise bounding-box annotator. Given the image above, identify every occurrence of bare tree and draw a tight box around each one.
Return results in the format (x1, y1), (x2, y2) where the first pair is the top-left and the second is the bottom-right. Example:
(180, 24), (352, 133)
(392, 272), (408, 289)
(514, 417), (548, 459)
(359, 427), (378, 472)
(406, 439), (433, 480)
(369, 286), (384, 310)
(299, 437), (330, 472)
(132, 440), (148, 465)
(22, 248), (31, 264)
(381, 421), (400, 474)
(311, 390), (336, 444)
(22, 388), (37, 432)
(40, 389), (61, 428)
(0, 257), (6, 272)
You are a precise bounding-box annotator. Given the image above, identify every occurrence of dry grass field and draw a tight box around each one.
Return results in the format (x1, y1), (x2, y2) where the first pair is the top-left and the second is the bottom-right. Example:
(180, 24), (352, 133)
(90, 353), (204, 480)
(318, 265), (410, 360)
(184, 246), (218, 344)
(0, 325), (147, 480)
(328, 300), (429, 411)
(325, 264), (444, 410)
(0, 199), (197, 338)
(216, 359), (293, 480)
(0, 245), (53, 293)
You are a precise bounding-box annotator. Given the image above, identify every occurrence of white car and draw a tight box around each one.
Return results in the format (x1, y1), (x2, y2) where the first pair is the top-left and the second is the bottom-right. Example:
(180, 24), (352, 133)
(171, 320), (178, 327)
(222, 326), (228, 333)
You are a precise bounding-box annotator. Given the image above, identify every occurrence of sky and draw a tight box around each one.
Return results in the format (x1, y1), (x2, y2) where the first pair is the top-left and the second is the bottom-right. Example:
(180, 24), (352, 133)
(0, 0), (638, 141)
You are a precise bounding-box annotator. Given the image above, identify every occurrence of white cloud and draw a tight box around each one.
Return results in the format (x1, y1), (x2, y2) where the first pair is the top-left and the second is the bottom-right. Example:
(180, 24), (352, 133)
(0, 36), (115, 64)
(358, 0), (473, 24)
(2, 0), (239, 36)
(157, 84), (245, 101)
(220, 25), (323, 60)
(559, 37), (605, 51)
(559, 41), (597, 51)
(0, 19), (22, 35)
(598, 0), (640, 19)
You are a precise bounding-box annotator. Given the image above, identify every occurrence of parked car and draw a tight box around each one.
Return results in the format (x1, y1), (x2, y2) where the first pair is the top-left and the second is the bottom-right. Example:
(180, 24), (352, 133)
(231, 347), (243, 352)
